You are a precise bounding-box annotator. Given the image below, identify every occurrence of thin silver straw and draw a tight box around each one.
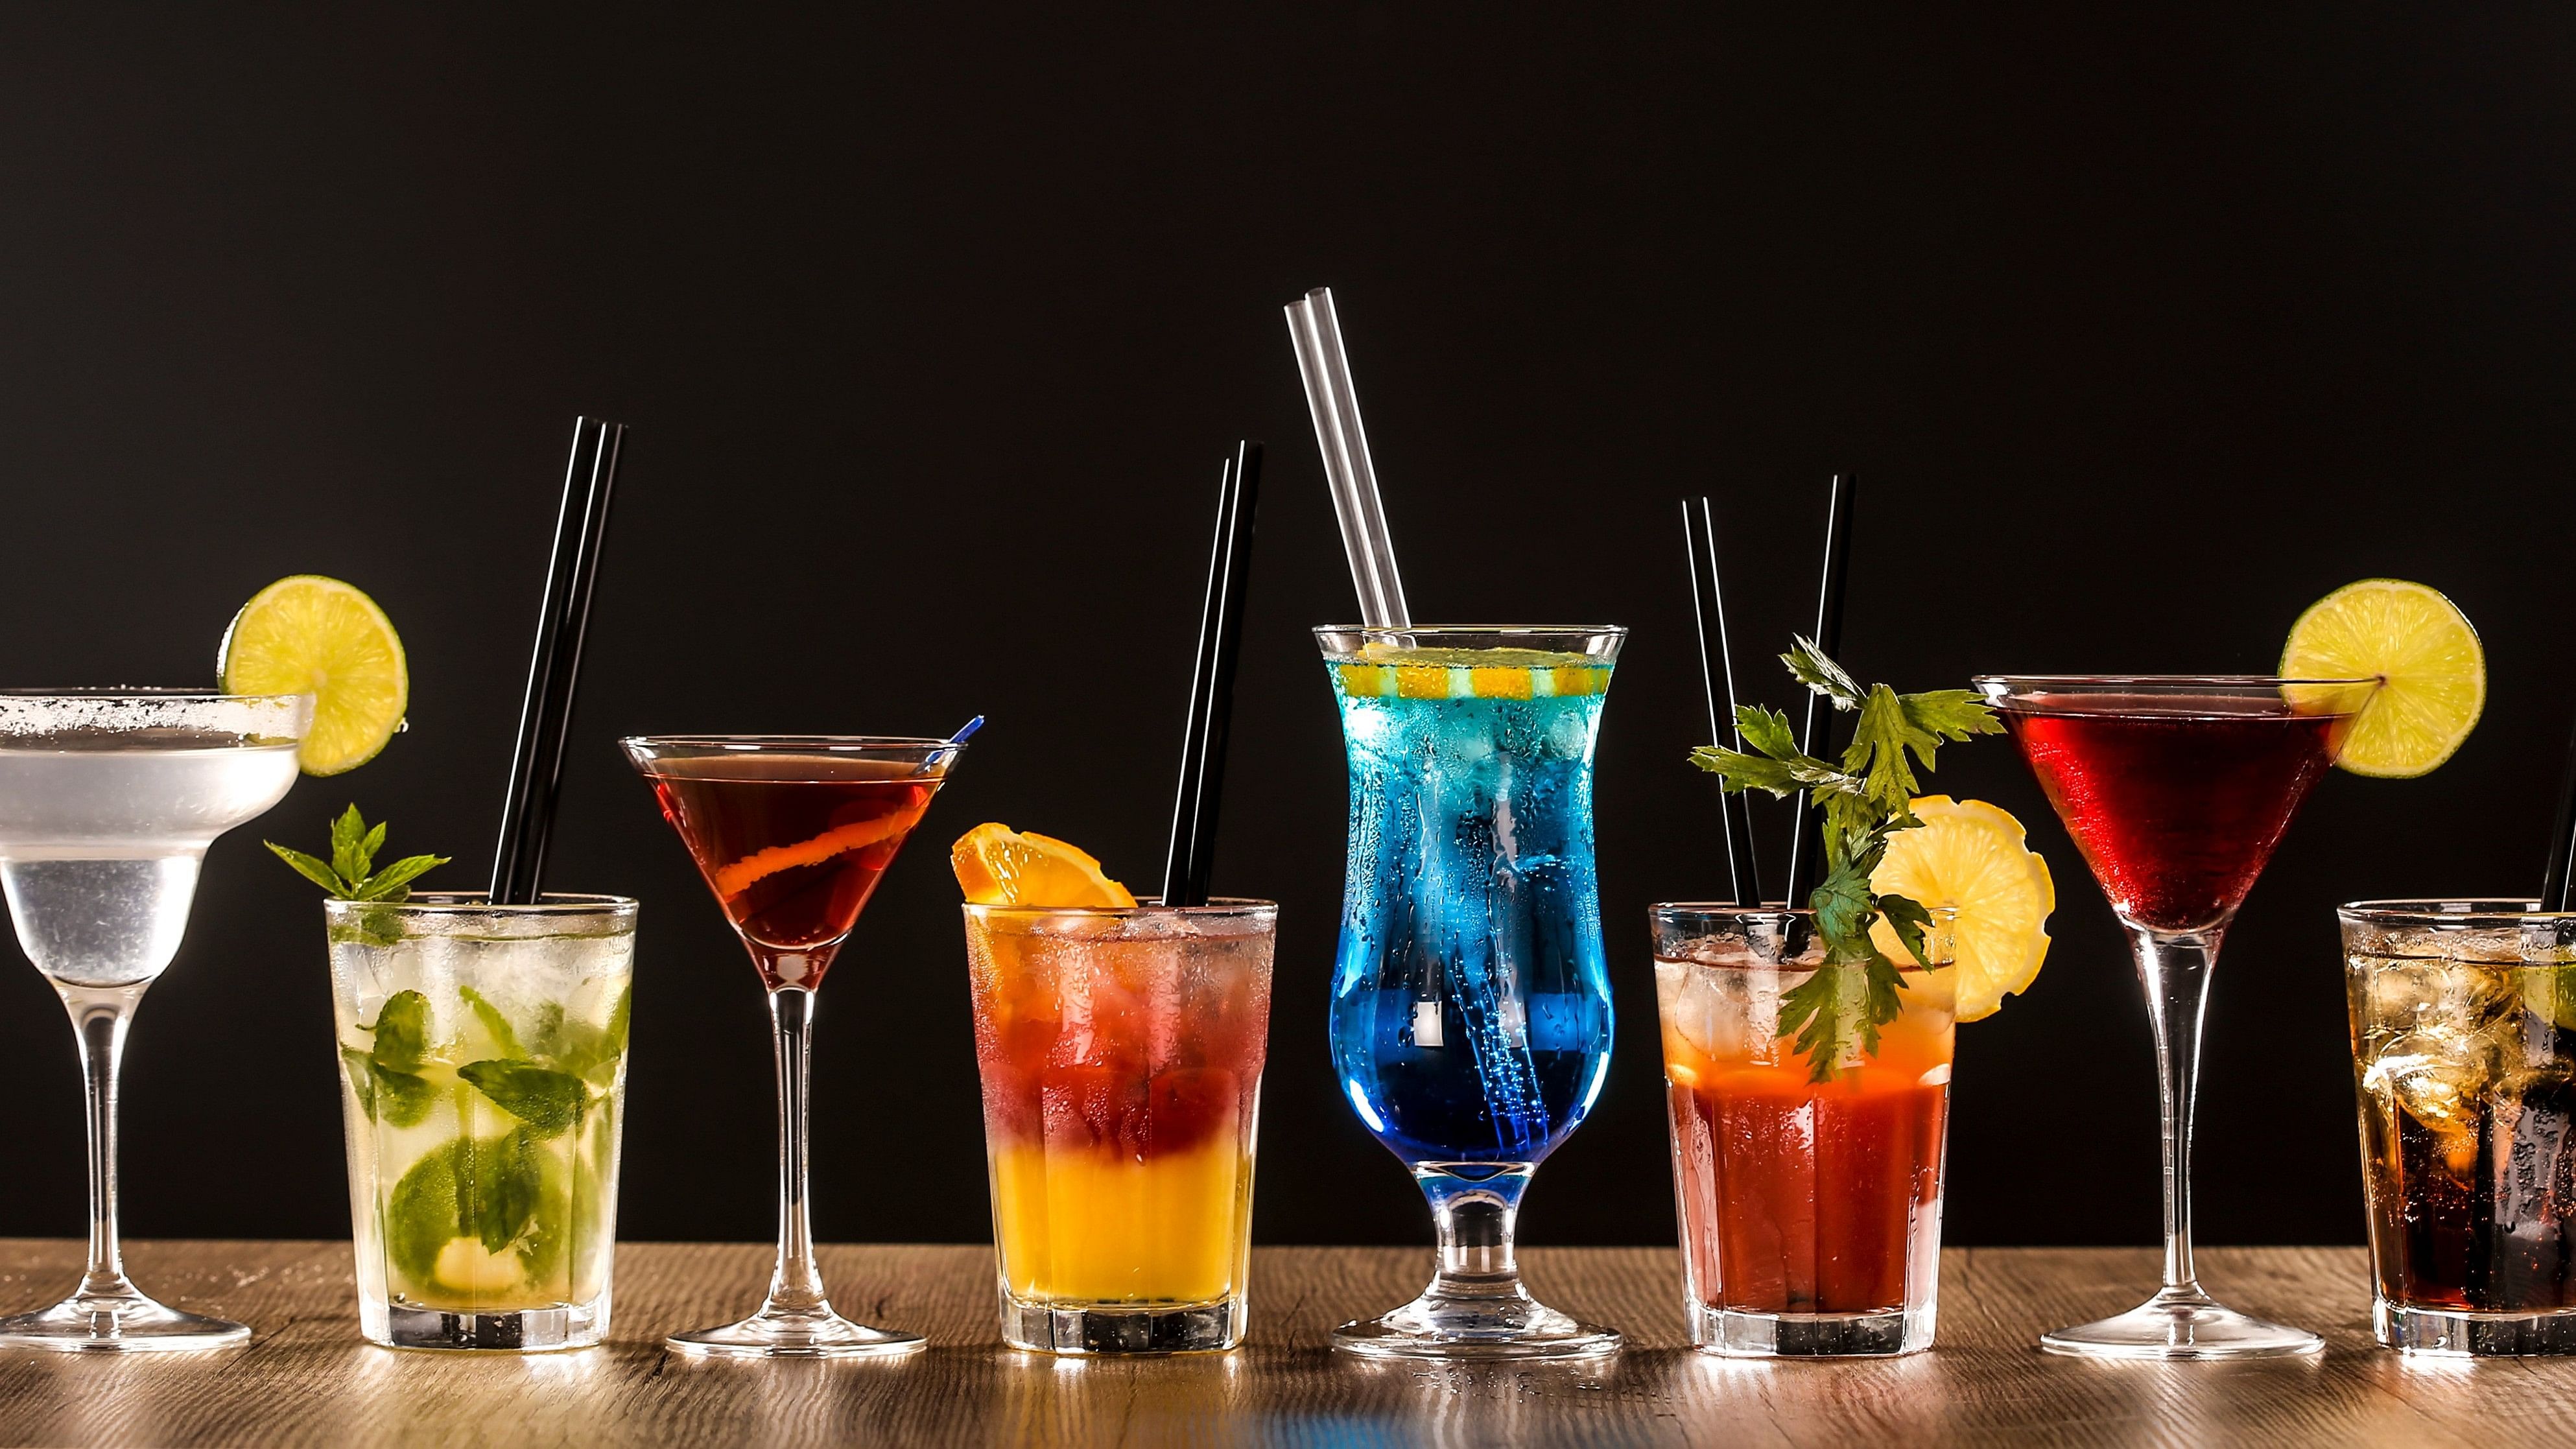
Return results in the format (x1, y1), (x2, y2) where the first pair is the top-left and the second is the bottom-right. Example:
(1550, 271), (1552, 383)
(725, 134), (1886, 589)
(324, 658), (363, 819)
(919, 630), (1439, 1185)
(1286, 286), (1411, 628)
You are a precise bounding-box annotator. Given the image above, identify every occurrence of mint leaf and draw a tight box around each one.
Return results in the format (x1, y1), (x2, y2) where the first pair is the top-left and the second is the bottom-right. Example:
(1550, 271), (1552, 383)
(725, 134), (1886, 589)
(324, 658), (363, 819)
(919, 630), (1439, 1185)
(330, 805), (373, 884)
(352, 853), (448, 903)
(459, 1061), (585, 1137)
(268, 843), (348, 895)
(458, 985), (525, 1059)
(460, 1131), (544, 1255)
(386, 1140), (460, 1283)
(369, 991), (432, 1072)
(273, 806), (453, 902)
(374, 1065), (438, 1127)
(354, 906), (405, 946)
(339, 1046), (377, 1122)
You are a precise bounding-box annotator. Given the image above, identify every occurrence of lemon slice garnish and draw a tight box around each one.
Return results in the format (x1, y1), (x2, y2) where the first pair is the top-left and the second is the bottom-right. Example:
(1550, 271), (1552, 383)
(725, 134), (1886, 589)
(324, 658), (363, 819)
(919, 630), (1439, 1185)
(2280, 578), (2484, 779)
(218, 575), (408, 777)
(1871, 795), (2054, 1022)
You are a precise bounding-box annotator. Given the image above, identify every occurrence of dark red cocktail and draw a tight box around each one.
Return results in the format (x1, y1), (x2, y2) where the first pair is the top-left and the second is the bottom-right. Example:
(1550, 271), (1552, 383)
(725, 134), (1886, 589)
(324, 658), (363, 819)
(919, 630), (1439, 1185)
(641, 753), (938, 988)
(1998, 693), (2351, 932)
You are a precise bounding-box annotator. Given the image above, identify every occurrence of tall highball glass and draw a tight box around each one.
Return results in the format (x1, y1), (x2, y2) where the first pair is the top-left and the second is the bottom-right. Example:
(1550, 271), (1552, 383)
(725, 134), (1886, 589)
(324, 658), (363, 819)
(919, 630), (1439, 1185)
(623, 735), (962, 1358)
(1319, 626), (1624, 1360)
(0, 689), (312, 1352)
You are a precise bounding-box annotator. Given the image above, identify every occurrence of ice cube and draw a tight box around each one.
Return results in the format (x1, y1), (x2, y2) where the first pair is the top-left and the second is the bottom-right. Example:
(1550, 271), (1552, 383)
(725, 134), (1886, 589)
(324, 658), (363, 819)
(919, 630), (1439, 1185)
(2365, 1026), (2499, 1168)
(2363, 959), (2516, 1038)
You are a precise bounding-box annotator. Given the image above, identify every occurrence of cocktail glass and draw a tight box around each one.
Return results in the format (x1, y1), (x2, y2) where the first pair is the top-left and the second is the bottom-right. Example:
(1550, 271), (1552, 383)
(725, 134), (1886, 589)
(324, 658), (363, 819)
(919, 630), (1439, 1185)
(1318, 626), (1624, 1360)
(2339, 899), (2576, 1356)
(961, 898), (1276, 1354)
(326, 892), (636, 1351)
(621, 735), (960, 1358)
(1651, 904), (1957, 1357)
(1977, 674), (2372, 1359)
(0, 689), (311, 1352)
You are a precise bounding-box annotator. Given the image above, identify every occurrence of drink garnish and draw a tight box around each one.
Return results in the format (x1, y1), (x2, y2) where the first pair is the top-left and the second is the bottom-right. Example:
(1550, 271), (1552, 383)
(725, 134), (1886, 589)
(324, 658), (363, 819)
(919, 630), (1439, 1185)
(1690, 639), (2002, 1079)
(1868, 795), (2054, 1022)
(219, 575), (410, 777)
(953, 823), (1137, 907)
(713, 814), (914, 899)
(267, 803), (450, 903)
(2280, 578), (2484, 778)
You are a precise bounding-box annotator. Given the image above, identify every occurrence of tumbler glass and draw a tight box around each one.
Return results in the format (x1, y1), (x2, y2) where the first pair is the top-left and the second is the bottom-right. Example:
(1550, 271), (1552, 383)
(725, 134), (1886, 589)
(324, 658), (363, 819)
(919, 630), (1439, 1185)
(962, 899), (1276, 1354)
(326, 892), (636, 1351)
(2341, 899), (2576, 1356)
(1651, 903), (1957, 1356)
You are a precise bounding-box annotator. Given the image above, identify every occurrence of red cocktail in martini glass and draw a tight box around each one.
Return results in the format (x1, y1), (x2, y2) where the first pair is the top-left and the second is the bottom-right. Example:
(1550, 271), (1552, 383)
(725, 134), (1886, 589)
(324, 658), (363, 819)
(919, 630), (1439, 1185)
(622, 735), (963, 1357)
(1976, 676), (2374, 1359)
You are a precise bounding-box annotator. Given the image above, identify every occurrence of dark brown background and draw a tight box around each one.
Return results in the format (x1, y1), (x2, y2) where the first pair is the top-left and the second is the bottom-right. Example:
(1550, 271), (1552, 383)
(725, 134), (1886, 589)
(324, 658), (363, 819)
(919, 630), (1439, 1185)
(0, 5), (2565, 1252)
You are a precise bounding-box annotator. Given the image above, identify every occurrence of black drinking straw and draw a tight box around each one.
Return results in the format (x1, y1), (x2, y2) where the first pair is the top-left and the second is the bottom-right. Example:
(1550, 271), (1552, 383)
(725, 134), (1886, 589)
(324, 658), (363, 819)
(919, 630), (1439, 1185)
(2543, 709), (2576, 911)
(489, 417), (625, 906)
(1159, 441), (1264, 908)
(1782, 472), (1856, 910)
(1683, 498), (1762, 907)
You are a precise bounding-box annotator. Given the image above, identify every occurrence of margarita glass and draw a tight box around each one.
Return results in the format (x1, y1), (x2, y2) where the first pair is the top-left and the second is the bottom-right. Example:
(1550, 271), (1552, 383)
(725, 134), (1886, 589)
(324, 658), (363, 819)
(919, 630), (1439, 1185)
(0, 689), (311, 1352)
(1978, 674), (2372, 1359)
(1319, 626), (1623, 1360)
(623, 735), (960, 1358)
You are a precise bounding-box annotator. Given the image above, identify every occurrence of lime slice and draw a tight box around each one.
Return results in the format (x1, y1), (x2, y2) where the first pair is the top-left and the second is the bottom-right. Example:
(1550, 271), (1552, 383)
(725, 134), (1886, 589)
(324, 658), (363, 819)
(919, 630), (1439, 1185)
(2280, 578), (2483, 779)
(219, 575), (408, 776)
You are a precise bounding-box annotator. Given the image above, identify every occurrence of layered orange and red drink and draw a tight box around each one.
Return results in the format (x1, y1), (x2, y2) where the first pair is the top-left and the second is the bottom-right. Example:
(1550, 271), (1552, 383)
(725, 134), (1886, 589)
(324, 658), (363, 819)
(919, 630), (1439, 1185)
(1653, 907), (1957, 1354)
(954, 825), (1275, 1353)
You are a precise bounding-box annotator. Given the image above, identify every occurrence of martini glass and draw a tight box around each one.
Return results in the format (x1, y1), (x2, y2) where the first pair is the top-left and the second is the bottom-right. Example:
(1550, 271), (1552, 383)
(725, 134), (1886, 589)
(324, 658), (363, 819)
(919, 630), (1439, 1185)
(0, 689), (311, 1352)
(621, 735), (961, 1358)
(1976, 675), (2374, 1359)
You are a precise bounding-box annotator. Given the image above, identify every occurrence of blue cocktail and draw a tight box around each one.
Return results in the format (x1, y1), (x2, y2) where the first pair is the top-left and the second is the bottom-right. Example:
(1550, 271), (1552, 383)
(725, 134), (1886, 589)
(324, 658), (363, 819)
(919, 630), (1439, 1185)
(1318, 625), (1624, 1360)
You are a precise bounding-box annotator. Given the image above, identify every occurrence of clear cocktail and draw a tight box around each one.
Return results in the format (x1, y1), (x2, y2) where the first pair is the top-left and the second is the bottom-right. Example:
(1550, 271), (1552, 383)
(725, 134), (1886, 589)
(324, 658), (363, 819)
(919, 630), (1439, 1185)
(962, 899), (1275, 1353)
(1319, 626), (1622, 1360)
(327, 893), (635, 1350)
(0, 690), (311, 1352)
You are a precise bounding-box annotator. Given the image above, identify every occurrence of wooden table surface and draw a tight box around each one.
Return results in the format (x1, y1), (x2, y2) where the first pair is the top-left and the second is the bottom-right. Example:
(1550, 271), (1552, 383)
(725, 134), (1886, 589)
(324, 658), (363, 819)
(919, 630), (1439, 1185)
(0, 1240), (2569, 1446)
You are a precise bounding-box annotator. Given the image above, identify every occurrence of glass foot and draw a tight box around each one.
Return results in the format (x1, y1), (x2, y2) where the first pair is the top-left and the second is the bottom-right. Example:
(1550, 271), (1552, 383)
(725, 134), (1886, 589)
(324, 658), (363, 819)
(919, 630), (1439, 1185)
(0, 1286), (249, 1353)
(2042, 1286), (2321, 1360)
(667, 1302), (925, 1360)
(2378, 1298), (2576, 1356)
(1333, 1286), (1620, 1361)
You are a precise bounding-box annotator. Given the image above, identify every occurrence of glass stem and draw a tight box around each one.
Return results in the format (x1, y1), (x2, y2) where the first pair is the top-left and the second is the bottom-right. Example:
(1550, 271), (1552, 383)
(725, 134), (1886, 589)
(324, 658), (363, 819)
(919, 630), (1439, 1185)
(1417, 1164), (1534, 1299)
(764, 985), (831, 1315)
(2127, 925), (2219, 1298)
(60, 984), (144, 1302)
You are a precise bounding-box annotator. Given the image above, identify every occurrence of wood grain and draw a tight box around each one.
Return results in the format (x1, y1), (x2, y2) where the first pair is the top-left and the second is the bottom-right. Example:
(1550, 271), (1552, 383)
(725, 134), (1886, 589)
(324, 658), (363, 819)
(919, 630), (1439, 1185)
(0, 1241), (2568, 1446)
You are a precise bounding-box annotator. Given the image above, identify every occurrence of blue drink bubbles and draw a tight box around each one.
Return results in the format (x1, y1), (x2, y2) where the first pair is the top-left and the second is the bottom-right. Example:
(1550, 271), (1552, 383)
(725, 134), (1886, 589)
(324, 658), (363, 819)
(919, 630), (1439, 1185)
(1321, 632), (1621, 1170)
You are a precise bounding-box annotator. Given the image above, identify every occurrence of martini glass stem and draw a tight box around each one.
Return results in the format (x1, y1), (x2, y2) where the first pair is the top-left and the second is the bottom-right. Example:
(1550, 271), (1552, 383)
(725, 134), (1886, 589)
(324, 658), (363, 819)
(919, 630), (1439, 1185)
(766, 985), (830, 1314)
(63, 984), (143, 1302)
(2131, 925), (2218, 1299)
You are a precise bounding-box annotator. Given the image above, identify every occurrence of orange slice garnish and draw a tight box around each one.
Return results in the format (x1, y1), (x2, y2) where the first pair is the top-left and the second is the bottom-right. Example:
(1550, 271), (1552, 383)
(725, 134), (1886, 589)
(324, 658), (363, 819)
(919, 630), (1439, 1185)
(951, 823), (1137, 907)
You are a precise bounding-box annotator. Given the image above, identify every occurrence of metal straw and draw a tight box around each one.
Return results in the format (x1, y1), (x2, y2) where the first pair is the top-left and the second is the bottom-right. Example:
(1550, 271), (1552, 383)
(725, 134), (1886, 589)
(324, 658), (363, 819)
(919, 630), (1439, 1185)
(1782, 473), (1856, 910)
(1683, 498), (1762, 907)
(490, 417), (625, 906)
(2543, 708), (2576, 911)
(1285, 287), (1410, 629)
(1161, 442), (1264, 908)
